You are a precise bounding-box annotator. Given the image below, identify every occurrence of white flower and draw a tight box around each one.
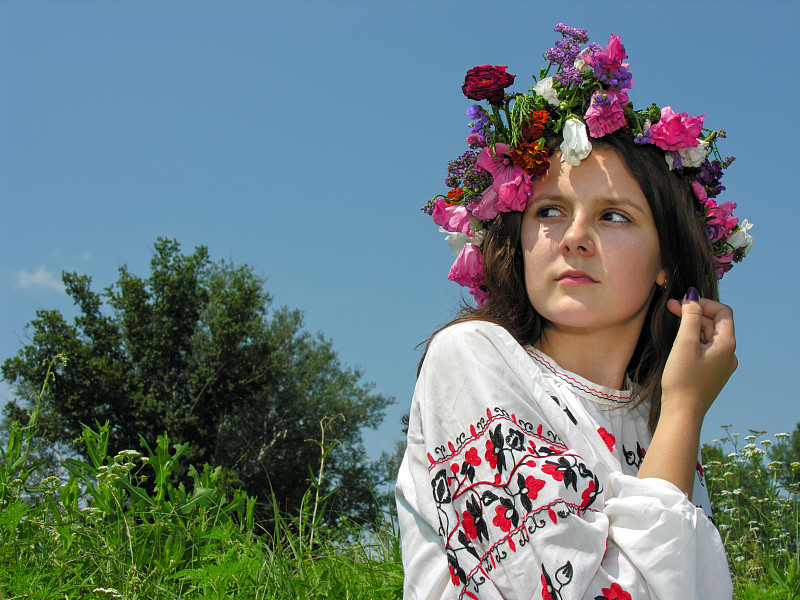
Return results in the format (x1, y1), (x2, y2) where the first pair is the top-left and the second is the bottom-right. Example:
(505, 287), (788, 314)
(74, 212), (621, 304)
(533, 77), (560, 107)
(441, 228), (468, 257)
(728, 219), (754, 256)
(677, 138), (709, 168)
(442, 226), (486, 257)
(560, 118), (592, 166)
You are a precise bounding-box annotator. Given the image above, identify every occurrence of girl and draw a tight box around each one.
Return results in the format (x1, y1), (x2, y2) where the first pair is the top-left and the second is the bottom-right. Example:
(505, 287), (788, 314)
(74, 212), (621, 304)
(396, 24), (752, 600)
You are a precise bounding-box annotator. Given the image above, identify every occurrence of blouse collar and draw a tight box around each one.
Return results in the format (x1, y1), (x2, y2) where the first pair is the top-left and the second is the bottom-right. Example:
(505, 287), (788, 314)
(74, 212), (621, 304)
(525, 346), (635, 406)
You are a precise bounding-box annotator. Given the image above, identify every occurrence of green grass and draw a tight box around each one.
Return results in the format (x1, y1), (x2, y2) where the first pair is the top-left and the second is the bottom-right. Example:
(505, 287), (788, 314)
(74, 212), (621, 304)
(0, 357), (796, 598)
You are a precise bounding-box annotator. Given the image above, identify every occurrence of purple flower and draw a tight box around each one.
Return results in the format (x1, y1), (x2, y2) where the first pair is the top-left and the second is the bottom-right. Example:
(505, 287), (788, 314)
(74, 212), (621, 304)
(544, 23), (592, 87)
(697, 158), (726, 198)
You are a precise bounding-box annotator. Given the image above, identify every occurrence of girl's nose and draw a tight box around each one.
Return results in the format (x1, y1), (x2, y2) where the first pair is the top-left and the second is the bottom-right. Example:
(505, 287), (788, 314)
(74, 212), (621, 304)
(559, 215), (595, 256)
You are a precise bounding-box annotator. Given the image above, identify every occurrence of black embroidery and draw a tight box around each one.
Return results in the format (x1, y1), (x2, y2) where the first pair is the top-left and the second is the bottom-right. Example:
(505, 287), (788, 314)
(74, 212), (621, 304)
(542, 560), (573, 599)
(550, 395), (578, 425)
(623, 441), (646, 470)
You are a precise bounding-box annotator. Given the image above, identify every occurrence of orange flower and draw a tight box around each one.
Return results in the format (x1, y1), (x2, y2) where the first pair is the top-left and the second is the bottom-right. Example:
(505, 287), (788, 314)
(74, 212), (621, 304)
(521, 110), (550, 142)
(509, 143), (550, 177)
(446, 188), (465, 206)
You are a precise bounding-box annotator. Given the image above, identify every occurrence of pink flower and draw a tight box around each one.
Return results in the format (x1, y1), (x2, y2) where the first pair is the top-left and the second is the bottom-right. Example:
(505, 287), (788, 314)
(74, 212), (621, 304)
(584, 33), (626, 72)
(707, 201), (739, 236)
(432, 197), (473, 235)
(477, 143), (527, 194)
(466, 133), (486, 148)
(691, 181), (709, 206)
(448, 242), (484, 289)
(497, 173), (531, 212)
(648, 106), (705, 151)
(584, 90), (626, 138)
(469, 285), (489, 307)
(714, 253), (734, 279)
(469, 186), (500, 220)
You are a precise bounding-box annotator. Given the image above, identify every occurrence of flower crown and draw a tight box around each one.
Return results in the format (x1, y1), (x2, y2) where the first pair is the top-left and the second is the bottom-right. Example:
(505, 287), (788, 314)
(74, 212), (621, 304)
(423, 23), (753, 306)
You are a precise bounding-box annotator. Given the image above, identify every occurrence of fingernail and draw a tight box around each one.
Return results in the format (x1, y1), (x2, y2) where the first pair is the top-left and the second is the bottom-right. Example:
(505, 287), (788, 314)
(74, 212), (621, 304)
(686, 287), (700, 302)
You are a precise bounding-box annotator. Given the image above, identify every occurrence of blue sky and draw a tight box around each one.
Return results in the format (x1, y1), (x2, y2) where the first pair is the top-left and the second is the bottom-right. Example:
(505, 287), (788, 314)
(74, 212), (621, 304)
(1, 0), (798, 464)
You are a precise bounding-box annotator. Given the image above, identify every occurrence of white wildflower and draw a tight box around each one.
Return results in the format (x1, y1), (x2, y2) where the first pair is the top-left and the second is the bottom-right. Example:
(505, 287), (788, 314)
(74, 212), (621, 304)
(560, 118), (592, 166)
(677, 138), (709, 168)
(728, 219), (754, 256)
(533, 77), (560, 107)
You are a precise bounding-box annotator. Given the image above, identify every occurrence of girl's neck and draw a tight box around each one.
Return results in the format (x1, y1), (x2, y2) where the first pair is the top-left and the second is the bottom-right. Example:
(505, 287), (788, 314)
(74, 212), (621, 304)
(534, 325), (641, 391)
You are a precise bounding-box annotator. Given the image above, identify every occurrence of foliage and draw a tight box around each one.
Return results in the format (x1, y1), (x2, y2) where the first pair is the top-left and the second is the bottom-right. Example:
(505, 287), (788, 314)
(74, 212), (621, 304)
(1, 238), (393, 525)
(702, 423), (800, 598)
(1, 362), (798, 598)
(0, 371), (403, 598)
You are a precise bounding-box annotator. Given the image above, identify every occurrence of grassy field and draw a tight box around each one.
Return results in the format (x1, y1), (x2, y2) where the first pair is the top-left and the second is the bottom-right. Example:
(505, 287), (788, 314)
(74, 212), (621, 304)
(0, 357), (797, 599)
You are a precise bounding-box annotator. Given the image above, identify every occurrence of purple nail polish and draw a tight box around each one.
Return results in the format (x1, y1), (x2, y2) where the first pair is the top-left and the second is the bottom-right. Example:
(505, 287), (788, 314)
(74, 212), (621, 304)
(687, 287), (700, 302)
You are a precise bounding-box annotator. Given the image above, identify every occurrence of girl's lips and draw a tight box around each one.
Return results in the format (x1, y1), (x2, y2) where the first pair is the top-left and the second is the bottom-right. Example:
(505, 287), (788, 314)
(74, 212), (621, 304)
(557, 270), (598, 284)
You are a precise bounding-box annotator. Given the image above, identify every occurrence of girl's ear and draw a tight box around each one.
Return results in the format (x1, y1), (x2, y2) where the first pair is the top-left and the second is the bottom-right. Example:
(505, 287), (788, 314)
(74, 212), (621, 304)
(655, 269), (667, 287)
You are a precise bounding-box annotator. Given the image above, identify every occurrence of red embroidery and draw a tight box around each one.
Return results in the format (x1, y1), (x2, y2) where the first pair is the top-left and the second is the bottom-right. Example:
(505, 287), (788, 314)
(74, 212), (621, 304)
(598, 427), (616, 452)
(595, 582), (632, 600)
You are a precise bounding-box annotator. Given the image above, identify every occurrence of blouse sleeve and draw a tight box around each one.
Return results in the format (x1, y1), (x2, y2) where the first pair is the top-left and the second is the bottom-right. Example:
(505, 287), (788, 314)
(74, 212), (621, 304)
(395, 322), (732, 600)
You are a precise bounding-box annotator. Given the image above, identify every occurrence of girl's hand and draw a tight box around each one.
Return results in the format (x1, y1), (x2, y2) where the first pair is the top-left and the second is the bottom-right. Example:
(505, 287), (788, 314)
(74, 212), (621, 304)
(661, 289), (738, 420)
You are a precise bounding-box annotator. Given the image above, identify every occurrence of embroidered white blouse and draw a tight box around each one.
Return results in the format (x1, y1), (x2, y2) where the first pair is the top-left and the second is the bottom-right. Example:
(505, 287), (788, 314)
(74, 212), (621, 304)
(395, 321), (732, 600)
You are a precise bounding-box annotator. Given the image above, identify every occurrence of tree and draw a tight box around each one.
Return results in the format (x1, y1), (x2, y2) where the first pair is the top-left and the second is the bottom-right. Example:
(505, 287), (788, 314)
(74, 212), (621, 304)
(2, 238), (393, 525)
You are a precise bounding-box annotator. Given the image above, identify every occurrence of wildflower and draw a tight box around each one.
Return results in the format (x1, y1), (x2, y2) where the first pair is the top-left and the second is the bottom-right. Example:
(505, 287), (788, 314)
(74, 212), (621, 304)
(115, 449), (141, 459)
(759, 439), (771, 447)
(744, 435), (756, 441)
(775, 432), (790, 438)
(560, 117), (592, 166)
(92, 589), (122, 598)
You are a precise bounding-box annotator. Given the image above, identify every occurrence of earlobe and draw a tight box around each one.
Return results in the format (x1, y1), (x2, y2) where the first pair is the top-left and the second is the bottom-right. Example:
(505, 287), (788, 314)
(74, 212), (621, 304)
(655, 269), (667, 287)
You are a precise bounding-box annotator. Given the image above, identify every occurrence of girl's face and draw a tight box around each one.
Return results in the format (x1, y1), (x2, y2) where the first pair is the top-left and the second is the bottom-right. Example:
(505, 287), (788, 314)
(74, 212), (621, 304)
(521, 149), (666, 337)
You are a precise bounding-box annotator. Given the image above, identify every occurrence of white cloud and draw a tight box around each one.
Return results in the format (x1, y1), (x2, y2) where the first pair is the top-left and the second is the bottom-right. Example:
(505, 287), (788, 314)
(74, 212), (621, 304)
(13, 266), (65, 294)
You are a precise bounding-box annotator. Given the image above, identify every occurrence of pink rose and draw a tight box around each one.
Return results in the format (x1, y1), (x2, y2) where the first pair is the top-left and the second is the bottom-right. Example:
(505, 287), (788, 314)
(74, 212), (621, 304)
(584, 90), (626, 138)
(466, 133), (486, 148)
(461, 65), (515, 103)
(448, 242), (484, 289)
(432, 197), (474, 235)
(648, 106), (705, 151)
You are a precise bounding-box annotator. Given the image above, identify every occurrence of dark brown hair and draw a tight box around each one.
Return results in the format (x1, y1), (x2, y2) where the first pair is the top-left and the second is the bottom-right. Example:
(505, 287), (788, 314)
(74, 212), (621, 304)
(421, 131), (718, 432)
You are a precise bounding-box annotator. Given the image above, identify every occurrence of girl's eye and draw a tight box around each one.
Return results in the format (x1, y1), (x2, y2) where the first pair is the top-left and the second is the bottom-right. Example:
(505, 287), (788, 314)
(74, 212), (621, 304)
(602, 210), (630, 223)
(536, 206), (563, 218)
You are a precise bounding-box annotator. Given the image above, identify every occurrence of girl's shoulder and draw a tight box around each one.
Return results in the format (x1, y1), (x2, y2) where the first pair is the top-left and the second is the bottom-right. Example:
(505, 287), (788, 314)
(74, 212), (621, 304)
(429, 319), (518, 351)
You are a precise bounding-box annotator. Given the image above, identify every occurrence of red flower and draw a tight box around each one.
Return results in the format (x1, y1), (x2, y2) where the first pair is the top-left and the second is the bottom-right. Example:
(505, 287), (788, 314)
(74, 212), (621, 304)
(485, 439), (498, 469)
(597, 583), (632, 600)
(542, 462), (564, 481)
(541, 574), (554, 600)
(492, 504), (513, 532)
(449, 565), (461, 586)
(523, 475), (546, 501)
(520, 110), (550, 142)
(598, 427), (615, 452)
(446, 188), (465, 202)
(581, 479), (597, 509)
(508, 142), (550, 177)
(462, 510), (478, 539)
(462, 65), (515, 103)
(464, 447), (481, 466)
